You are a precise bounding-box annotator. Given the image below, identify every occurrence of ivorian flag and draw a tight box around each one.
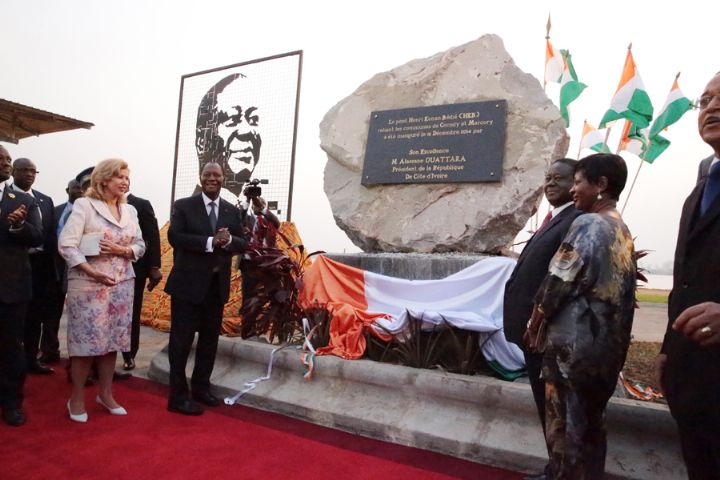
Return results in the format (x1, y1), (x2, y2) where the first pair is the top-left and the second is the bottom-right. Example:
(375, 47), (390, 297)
(559, 50), (587, 127)
(599, 48), (654, 128)
(298, 255), (524, 373)
(642, 76), (692, 163)
(545, 38), (564, 86)
(618, 120), (649, 157)
(580, 121), (611, 154)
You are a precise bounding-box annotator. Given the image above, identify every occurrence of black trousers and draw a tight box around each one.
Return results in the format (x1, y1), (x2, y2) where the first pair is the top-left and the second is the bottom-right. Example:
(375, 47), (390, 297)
(0, 302), (27, 409)
(124, 275), (146, 360)
(674, 411), (720, 480)
(24, 254), (59, 362)
(168, 274), (224, 404)
(39, 277), (64, 358)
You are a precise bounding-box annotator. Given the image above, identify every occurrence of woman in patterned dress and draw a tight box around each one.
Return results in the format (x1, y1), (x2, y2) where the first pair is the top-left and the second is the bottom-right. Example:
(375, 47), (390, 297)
(59, 159), (145, 422)
(527, 153), (636, 479)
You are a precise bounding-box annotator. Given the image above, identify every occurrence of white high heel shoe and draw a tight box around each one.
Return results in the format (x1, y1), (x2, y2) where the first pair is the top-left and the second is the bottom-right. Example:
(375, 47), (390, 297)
(67, 401), (88, 423)
(95, 395), (127, 415)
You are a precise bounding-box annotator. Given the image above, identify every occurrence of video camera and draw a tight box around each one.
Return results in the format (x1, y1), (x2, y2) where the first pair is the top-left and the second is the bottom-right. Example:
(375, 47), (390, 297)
(243, 178), (268, 199)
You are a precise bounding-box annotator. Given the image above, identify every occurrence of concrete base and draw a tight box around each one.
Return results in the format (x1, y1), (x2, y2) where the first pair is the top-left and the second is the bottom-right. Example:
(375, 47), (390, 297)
(149, 337), (685, 479)
(326, 252), (490, 280)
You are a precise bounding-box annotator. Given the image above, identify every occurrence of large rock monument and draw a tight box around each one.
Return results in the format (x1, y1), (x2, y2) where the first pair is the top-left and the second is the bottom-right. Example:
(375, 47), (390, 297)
(320, 34), (568, 253)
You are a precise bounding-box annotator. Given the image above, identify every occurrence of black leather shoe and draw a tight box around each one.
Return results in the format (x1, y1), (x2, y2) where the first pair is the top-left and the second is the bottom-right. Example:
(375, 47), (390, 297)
(113, 371), (132, 381)
(38, 352), (60, 364)
(2, 408), (26, 426)
(167, 399), (204, 416)
(27, 361), (54, 375)
(122, 358), (135, 371)
(192, 391), (222, 407)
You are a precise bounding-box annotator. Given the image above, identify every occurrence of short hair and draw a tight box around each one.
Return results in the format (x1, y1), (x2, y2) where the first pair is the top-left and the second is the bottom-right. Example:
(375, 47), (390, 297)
(576, 153), (627, 201)
(86, 159), (129, 203)
(552, 157), (579, 171)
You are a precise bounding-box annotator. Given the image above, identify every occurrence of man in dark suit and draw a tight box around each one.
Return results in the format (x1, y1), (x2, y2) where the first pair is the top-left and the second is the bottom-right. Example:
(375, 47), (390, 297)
(0, 145), (43, 426)
(656, 72), (720, 478)
(165, 162), (247, 415)
(503, 158), (581, 480)
(10, 157), (57, 375)
(40, 179), (84, 364)
(122, 192), (162, 371)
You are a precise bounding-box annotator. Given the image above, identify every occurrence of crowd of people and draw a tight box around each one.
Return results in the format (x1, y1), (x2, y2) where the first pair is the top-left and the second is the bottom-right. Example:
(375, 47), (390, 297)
(0, 71), (718, 478)
(506, 71), (720, 479)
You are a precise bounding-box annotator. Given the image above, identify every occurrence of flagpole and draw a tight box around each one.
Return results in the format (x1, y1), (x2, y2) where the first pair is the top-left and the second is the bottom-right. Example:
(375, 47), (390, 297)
(544, 13), (551, 93)
(577, 121), (585, 158)
(621, 158), (644, 215)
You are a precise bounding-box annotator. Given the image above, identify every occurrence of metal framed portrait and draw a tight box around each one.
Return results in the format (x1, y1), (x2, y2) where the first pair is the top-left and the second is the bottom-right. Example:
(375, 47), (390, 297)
(171, 50), (302, 220)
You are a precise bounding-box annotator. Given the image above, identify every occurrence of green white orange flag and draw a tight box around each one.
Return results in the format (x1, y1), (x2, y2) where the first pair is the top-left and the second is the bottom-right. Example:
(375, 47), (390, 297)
(641, 75), (692, 163)
(599, 47), (654, 128)
(559, 50), (587, 127)
(618, 121), (648, 157)
(545, 38), (564, 86)
(580, 121), (611, 154)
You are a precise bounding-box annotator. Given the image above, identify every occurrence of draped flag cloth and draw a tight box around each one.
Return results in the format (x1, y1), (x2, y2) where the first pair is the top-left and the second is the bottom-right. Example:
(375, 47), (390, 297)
(299, 255), (525, 371)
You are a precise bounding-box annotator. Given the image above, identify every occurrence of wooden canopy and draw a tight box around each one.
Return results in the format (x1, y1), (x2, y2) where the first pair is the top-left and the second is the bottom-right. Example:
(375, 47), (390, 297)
(0, 99), (94, 144)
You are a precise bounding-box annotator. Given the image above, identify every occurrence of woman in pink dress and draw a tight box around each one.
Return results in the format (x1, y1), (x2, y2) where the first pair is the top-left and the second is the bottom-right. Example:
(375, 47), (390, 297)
(59, 159), (145, 422)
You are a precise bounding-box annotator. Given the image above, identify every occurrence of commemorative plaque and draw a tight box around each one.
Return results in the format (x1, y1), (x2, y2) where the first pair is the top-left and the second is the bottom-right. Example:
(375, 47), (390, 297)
(361, 100), (506, 186)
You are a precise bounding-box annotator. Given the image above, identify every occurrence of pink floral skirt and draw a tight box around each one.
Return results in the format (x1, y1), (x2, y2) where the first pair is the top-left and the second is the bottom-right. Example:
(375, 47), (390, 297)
(65, 278), (134, 357)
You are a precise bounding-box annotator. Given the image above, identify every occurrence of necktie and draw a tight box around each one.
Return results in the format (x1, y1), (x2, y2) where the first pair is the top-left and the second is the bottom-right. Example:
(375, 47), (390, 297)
(208, 201), (217, 232)
(701, 162), (720, 215)
(537, 211), (553, 232)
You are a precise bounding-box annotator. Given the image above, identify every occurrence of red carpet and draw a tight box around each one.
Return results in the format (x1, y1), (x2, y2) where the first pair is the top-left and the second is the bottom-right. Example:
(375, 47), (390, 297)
(1, 366), (524, 480)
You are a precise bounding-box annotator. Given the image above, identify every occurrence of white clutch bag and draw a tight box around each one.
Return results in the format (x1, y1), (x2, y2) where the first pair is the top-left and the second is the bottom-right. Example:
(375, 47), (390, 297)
(79, 232), (103, 256)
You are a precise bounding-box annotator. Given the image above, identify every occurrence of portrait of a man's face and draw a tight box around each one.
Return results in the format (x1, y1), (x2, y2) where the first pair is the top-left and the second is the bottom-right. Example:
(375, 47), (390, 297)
(174, 52), (301, 219)
(196, 73), (262, 196)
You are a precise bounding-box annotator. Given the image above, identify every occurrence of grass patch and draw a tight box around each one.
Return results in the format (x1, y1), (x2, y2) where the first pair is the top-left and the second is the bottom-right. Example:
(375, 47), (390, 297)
(636, 291), (669, 304)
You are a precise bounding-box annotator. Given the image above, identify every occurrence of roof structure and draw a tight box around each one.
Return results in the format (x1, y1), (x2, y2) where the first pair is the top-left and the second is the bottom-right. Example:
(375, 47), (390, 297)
(0, 98), (94, 143)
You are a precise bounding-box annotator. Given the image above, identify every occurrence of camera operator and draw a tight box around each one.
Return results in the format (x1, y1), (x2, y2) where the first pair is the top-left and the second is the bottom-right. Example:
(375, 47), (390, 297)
(239, 179), (280, 240)
(238, 179), (281, 314)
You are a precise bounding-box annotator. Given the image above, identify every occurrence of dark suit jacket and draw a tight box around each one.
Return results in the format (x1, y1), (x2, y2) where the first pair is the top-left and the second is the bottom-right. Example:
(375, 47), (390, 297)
(165, 194), (247, 305)
(10, 186), (55, 252)
(0, 188), (43, 304)
(696, 154), (714, 183)
(53, 202), (70, 291)
(662, 169), (720, 415)
(503, 205), (582, 346)
(127, 194), (161, 280)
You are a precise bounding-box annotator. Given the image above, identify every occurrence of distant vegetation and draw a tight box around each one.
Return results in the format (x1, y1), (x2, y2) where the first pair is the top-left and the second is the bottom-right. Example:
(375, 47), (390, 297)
(636, 290), (669, 304)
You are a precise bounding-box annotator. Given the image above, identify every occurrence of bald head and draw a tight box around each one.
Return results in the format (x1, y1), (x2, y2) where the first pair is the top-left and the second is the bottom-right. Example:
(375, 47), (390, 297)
(12, 157), (38, 191)
(0, 146), (11, 182)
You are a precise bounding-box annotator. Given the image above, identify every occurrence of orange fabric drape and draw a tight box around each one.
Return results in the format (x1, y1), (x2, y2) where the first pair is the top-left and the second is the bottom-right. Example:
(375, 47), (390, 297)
(299, 256), (390, 359)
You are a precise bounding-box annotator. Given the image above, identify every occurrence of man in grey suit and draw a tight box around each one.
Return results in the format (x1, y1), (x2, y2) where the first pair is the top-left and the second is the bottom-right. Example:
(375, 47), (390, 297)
(0, 145), (43, 426)
(503, 158), (581, 480)
(656, 72), (720, 478)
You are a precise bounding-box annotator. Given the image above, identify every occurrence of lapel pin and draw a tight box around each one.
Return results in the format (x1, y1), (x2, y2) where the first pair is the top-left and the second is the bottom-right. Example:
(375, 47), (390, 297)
(8, 192), (16, 199)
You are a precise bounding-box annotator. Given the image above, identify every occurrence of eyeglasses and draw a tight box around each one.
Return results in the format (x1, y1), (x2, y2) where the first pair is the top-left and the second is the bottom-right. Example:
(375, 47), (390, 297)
(14, 168), (39, 174)
(699, 95), (719, 109)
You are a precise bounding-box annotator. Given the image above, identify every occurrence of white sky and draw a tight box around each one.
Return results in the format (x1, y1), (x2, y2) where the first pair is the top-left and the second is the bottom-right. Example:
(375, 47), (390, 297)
(2, 0), (718, 269)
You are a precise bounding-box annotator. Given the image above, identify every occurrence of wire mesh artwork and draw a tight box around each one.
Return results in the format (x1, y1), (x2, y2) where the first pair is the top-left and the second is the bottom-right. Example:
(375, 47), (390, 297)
(172, 51), (302, 220)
